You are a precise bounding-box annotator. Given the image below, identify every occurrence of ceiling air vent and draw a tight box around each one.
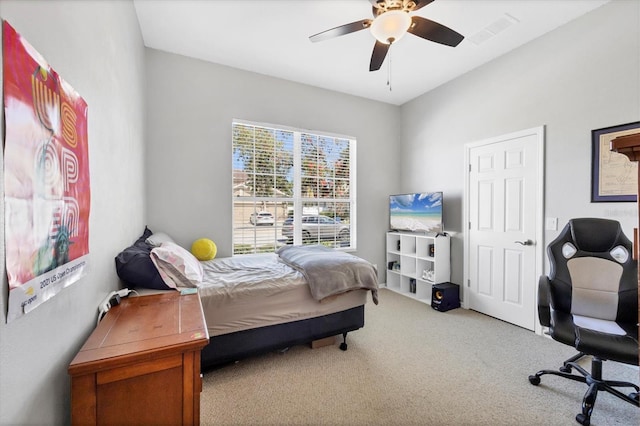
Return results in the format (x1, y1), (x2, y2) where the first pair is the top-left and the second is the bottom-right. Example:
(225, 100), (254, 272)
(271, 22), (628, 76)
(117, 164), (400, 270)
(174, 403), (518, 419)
(467, 13), (520, 46)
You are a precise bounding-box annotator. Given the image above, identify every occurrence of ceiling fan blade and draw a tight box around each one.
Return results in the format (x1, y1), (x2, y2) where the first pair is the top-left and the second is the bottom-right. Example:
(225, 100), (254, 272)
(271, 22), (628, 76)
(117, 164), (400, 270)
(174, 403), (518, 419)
(369, 41), (390, 71)
(408, 16), (464, 47)
(309, 19), (372, 43)
(411, 0), (436, 12)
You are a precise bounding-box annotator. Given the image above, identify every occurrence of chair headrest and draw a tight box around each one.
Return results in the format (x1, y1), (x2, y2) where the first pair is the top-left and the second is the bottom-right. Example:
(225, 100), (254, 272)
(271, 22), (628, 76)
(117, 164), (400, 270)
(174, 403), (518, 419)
(548, 218), (633, 270)
(569, 218), (624, 252)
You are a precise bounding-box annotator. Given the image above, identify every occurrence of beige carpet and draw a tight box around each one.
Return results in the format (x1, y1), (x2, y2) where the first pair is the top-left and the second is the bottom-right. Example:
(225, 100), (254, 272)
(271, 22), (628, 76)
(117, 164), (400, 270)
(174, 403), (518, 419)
(200, 289), (639, 425)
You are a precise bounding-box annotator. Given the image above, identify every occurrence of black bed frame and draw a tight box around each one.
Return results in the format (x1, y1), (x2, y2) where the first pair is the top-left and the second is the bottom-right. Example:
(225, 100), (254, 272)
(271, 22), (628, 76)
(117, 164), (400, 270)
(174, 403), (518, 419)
(201, 305), (365, 370)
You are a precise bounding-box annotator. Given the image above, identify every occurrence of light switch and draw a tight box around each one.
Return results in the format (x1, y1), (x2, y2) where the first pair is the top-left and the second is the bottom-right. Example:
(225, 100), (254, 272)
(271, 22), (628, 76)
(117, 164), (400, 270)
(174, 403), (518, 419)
(546, 217), (558, 231)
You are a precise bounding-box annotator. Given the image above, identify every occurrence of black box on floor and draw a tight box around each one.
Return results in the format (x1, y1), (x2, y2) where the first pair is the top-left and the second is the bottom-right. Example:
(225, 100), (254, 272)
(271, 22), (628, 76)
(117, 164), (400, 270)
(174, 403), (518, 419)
(431, 282), (460, 312)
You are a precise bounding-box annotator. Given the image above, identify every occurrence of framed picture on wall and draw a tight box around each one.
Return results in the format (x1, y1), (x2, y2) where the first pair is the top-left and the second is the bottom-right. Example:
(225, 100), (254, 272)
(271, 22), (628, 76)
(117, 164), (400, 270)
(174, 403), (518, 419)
(591, 121), (640, 202)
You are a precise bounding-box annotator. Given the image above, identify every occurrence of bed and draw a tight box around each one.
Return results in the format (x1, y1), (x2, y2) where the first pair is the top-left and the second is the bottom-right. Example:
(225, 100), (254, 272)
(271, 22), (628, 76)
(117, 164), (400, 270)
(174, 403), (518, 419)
(199, 253), (369, 368)
(115, 229), (379, 370)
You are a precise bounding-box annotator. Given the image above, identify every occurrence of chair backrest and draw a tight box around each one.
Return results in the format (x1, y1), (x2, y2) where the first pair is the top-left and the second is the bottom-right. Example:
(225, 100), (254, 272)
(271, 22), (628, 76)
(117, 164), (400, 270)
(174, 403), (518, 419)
(547, 218), (637, 324)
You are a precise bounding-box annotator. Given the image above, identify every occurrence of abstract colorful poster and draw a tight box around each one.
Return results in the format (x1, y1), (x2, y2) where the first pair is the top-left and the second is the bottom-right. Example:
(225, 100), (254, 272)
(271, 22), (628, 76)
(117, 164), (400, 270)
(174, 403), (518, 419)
(4, 21), (90, 322)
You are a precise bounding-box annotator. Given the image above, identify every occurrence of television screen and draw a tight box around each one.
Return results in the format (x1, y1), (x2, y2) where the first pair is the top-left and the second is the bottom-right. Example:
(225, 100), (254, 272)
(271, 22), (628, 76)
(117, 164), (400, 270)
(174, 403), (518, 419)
(389, 192), (443, 233)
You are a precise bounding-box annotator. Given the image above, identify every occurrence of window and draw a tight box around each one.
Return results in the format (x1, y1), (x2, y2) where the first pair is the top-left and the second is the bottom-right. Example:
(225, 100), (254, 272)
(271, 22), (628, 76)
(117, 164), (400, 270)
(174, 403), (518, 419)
(232, 120), (356, 255)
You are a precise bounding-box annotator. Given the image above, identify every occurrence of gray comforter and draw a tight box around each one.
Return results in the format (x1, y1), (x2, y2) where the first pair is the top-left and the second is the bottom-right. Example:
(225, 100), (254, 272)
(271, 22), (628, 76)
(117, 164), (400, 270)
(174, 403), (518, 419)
(277, 245), (379, 305)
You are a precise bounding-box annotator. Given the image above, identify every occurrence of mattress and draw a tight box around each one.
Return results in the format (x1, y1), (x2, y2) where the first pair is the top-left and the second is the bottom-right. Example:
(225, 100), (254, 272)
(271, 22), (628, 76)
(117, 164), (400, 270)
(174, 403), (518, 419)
(198, 253), (367, 337)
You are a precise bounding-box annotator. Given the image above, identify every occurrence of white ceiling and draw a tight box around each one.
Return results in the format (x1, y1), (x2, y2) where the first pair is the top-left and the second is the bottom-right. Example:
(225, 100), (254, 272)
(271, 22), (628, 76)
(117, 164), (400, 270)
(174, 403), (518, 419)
(133, 0), (609, 106)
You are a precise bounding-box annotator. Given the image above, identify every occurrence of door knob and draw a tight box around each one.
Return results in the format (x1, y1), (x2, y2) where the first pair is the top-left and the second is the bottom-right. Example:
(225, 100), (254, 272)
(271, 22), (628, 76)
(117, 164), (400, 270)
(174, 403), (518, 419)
(514, 239), (534, 246)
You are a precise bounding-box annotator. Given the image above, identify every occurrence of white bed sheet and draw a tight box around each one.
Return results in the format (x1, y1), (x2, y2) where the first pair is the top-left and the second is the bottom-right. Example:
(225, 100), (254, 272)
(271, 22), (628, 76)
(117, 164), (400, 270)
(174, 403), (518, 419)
(198, 253), (367, 336)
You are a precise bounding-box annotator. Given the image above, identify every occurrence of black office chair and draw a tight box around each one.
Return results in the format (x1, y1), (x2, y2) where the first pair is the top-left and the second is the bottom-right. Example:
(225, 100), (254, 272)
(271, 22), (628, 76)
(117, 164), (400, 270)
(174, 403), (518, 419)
(529, 218), (639, 426)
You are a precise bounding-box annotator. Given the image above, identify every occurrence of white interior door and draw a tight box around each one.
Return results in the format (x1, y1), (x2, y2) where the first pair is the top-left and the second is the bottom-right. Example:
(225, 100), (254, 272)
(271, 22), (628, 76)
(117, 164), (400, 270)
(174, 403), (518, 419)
(464, 127), (544, 331)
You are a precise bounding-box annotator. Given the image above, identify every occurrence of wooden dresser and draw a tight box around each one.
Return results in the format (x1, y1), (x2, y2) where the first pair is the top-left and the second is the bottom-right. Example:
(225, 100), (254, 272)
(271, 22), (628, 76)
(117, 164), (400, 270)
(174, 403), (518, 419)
(68, 291), (209, 425)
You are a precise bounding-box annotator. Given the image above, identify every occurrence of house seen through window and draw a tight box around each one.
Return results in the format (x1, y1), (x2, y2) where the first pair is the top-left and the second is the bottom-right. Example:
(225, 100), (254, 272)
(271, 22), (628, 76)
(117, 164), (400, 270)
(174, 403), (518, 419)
(232, 120), (356, 255)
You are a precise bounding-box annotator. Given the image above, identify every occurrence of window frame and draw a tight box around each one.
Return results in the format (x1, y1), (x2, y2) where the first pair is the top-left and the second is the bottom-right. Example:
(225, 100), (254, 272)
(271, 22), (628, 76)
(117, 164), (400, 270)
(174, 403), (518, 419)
(232, 119), (357, 254)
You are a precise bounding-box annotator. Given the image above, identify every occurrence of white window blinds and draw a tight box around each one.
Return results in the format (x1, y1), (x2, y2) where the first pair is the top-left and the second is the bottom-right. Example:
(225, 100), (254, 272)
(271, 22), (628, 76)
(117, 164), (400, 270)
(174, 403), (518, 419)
(232, 120), (356, 254)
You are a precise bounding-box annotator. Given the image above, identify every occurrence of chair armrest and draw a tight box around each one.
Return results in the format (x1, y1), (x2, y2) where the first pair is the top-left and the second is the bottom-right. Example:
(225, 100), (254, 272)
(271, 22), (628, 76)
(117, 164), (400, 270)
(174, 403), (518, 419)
(537, 275), (551, 327)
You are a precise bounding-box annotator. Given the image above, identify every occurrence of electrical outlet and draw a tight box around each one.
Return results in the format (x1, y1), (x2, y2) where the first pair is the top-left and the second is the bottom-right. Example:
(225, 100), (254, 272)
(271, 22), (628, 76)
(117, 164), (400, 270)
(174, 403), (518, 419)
(545, 217), (558, 231)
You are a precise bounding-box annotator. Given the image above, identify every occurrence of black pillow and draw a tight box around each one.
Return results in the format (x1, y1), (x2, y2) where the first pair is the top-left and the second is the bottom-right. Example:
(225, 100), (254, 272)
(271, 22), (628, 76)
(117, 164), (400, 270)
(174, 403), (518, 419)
(134, 226), (153, 247)
(115, 227), (171, 290)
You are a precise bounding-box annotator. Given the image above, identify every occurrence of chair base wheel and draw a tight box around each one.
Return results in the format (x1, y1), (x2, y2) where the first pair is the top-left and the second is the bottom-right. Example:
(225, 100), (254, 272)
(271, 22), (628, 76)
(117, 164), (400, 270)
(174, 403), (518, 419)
(339, 342), (347, 351)
(576, 413), (590, 426)
(528, 375), (541, 385)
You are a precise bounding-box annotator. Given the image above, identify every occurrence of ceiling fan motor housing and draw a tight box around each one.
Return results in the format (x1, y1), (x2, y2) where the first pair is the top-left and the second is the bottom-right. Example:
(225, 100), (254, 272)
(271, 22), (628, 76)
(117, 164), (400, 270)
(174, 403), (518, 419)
(373, 0), (419, 16)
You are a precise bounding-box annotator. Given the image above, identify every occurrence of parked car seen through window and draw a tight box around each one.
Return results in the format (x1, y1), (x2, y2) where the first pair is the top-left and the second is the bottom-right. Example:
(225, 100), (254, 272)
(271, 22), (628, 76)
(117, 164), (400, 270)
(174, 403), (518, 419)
(249, 211), (275, 226)
(282, 215), (350, 244)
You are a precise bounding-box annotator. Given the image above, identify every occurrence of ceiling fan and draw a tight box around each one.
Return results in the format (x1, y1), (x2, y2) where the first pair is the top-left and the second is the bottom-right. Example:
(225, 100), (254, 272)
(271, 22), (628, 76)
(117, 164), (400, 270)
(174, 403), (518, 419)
(309, 0), (464, 72)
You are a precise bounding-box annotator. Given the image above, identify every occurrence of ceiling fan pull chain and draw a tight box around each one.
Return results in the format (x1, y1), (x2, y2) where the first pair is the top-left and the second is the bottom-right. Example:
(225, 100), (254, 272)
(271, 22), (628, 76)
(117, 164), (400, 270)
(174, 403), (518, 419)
(387, 45), (392, 91)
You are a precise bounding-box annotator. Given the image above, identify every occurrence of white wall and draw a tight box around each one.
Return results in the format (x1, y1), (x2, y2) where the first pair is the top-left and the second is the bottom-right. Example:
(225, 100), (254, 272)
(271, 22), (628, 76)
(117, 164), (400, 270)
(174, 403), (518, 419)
(144, 49), (402, 272)
(401, 0), (640, 286)
(0, 1), (146, 424)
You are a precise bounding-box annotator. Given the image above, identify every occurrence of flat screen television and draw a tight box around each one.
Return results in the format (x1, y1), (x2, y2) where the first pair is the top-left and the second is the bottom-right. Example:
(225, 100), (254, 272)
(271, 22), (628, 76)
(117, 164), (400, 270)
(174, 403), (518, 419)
(389, 192), (443, 234)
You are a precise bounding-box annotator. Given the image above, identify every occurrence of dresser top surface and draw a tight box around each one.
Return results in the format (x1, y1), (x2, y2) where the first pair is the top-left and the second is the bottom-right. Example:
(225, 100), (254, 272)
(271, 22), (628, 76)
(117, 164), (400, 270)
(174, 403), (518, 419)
(69, 292), (208, 374)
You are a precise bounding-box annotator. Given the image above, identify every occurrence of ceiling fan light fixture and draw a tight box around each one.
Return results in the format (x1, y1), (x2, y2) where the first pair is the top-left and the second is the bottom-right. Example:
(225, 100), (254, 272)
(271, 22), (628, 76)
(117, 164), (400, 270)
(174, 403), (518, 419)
(370, 10), (411, 44)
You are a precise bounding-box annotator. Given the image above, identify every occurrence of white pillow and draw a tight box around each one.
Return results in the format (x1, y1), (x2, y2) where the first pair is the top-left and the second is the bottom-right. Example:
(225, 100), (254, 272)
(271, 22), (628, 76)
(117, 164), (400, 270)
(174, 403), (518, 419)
(150, 241), (203, 288)
(146, 232), (175, 247)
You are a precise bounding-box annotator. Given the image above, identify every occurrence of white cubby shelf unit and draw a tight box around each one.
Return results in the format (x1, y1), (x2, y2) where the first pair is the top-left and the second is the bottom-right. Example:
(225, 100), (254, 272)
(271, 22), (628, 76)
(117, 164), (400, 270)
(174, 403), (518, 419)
(385, 231), (451, 304)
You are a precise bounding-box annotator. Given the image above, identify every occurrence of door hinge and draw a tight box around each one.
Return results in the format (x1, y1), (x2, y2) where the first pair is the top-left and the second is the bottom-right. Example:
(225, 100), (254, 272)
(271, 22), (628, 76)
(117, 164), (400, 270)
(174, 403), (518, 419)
(467, 279), (471, 287)
(468, 221), (471, 230)
(468, 163), (471, 172)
